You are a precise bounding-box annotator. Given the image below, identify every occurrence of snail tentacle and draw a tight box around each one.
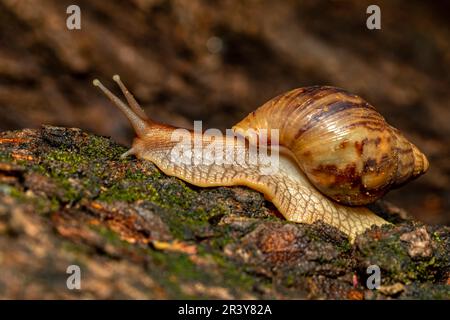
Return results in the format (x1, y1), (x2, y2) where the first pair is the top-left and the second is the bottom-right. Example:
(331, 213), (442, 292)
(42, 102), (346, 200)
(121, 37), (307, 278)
(112, 75), (149, 121)
(93, 78), (149, 137)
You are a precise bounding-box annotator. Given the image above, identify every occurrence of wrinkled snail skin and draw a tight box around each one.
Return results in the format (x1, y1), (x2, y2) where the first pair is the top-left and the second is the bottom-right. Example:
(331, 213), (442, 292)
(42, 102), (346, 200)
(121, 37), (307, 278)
(93, 77), (429, 241)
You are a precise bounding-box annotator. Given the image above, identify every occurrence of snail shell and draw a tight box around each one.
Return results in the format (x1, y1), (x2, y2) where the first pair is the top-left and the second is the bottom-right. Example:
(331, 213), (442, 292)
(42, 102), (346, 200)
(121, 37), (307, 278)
(233, 86), (429, 205)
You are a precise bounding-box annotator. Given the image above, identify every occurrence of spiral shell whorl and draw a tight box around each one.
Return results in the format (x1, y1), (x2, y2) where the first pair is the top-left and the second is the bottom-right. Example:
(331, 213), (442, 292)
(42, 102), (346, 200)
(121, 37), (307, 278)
(389, 126), (429, 186)
(233, 86), (429, 206)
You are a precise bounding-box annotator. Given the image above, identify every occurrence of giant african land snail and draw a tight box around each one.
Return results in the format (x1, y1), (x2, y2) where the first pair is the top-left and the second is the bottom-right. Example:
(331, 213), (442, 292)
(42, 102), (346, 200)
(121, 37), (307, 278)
(93, 76), (428, 241)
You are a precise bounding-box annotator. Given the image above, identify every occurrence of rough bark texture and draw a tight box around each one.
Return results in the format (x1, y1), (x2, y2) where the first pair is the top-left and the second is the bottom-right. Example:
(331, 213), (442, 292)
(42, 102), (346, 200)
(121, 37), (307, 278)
(0, 126), (448, 299)
(0, 0), (449, 226)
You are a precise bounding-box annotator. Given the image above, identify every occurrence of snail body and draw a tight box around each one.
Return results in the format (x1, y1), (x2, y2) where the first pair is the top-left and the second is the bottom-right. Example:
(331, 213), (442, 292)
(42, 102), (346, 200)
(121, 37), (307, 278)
(93, 76), (428, 241)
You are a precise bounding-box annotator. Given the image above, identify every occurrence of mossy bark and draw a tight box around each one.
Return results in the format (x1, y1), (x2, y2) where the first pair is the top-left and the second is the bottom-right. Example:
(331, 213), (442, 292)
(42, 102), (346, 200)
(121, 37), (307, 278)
(0, 126), (448, 299)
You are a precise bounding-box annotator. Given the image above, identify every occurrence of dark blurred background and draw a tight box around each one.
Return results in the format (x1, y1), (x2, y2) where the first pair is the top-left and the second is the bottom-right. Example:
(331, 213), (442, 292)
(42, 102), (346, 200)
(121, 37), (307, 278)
(0, 0), (448, 224)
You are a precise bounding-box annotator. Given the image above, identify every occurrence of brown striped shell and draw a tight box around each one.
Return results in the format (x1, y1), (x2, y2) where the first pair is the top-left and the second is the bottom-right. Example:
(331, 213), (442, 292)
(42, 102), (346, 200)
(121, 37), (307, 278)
(233, 86), (429, 206)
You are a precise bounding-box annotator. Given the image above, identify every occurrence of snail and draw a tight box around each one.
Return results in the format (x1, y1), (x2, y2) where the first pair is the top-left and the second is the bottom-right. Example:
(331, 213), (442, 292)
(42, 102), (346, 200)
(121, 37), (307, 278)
(93, 76), (429, 241)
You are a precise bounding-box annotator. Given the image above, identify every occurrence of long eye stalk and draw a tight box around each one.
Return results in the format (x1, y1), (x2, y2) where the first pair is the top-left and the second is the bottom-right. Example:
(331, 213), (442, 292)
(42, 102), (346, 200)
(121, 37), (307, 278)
(93, 76), (149, 137)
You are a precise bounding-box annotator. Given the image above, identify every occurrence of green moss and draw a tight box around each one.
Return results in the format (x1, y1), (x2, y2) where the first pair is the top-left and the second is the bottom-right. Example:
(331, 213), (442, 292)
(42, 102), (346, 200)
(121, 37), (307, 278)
(212, 252), (257, 288)
(0, 184), (59, 215)
(283, 273), (296, 287)
(360, 236), (409, 281)
(91, 224), (133, 249)
(337, 240), (352, 253)
(46, 150), (86, 174)
(31, 135), (132, 203)
(84, 208), (259, 298)
(79, 135), (127, 160)
(432, 231), (443, 243)
(144, 243), (259, 299)
(0, 150), (12, 162)
(98, 183), (159, 203)
(35, 134), (230, 226)
(357, 232), (446, 284)
(60, 240), (92, 257)
(0, 184), (24, 199)
(161, 210), (210, 240)
(401, 283), (450, 300)
(206, 226), (235, 250)
(37, 196), (60, 215)
(30, 133), (233, 242)
(136, 247), (207, 298)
